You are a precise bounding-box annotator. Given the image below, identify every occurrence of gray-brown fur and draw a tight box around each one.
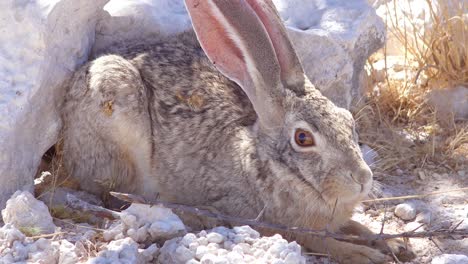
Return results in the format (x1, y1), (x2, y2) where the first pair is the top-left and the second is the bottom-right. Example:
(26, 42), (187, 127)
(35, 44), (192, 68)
(60, 0), (409, 263)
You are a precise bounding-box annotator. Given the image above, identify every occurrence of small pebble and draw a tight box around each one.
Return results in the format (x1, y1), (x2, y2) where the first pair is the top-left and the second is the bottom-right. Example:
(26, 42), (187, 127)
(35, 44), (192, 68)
(395, 203), (417, 220)
(418, 171), (426, 180)
(207, 232), (224, 244)
(195, 246), (208, 260)
(175, 245), (194, 262)
(431, 254), (468, 264)
(182, 233), (197, 246)
(198, 237), (208, 246)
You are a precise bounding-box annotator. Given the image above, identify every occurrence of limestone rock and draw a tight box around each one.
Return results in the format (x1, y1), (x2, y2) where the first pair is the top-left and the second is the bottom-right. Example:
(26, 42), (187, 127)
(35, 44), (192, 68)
(395, 203), (417, 221)
(1, 191), (56, 234)
(0, 0), (109, 209)
(273, 0), (385, 108)
(432, 254), (468, 264)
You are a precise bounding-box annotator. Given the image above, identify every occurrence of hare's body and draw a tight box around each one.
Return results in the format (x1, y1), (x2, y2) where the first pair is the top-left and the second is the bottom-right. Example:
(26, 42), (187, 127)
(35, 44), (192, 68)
(63, 32), (352, 225)
(61, 1), (412, 263)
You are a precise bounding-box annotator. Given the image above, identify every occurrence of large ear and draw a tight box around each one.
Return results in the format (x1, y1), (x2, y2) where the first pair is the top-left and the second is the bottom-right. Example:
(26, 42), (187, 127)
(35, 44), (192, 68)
(184, 0), (285, 129)
(245, 0), (305, 95)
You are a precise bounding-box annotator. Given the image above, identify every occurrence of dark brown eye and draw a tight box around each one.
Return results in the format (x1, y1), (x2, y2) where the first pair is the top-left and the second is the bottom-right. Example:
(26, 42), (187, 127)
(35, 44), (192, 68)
(294, 129), (315, 147)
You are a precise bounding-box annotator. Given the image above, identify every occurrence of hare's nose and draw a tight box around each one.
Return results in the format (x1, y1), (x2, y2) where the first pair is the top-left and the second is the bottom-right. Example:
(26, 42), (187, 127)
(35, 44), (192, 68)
(350, 166), (373, 185)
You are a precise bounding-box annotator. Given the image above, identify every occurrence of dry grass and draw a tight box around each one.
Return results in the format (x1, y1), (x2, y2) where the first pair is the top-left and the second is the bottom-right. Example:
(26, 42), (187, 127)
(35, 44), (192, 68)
(355, 0), (467, 174)
(384, 0), (467, 89)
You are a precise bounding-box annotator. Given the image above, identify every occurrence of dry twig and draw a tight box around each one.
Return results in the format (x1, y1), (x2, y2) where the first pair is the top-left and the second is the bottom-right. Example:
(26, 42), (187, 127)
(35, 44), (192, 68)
(66, 193), (121, 219)
(362, 187), (468, 203)
(108, 192), (468, 244)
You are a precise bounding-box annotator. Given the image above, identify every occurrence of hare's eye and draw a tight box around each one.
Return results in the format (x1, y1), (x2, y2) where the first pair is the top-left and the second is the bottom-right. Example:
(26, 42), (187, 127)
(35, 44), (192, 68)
(294, 129), (315, 147)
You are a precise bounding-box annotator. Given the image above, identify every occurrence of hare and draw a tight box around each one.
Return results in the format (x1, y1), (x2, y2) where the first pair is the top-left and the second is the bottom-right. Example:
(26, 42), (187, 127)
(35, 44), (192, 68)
(60, 0), (410, 263)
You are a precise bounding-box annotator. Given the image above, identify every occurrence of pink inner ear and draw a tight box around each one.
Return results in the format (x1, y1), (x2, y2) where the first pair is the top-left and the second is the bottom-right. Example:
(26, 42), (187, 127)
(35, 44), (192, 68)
(245, 0), (304, 86)
(185, 0), (247, 85)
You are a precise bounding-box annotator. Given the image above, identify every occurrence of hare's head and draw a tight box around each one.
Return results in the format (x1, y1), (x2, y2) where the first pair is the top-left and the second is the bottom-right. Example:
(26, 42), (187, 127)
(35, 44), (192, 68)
(185, 0), (372, 211)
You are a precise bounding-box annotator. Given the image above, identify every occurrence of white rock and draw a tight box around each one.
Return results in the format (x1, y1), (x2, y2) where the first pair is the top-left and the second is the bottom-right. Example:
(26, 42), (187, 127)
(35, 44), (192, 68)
(0, 224), (63, 263)
(92, 0), (192, 55)
(89, 237), (157, 264)
(198, 236), (209, 246)
(196, 245), (209, 260)
(140, 243), (159, 263)
(159, 226), (306, 263)
(431, 254), (468, 264)
(428, 86), (468, 122)
(58, 240), (79, 264)
(104, 203), (186, 243)
(273, 0), (385, 108)
(395, 203), (417, 221)
(0, 0), (109, 210)
(284, 252), (306, 264)
(226, 251), (244, 263)
(207, 232), (225, 244)
(181, 233), (198, 246)
(175, 245), (195, 262)
(1, 191), (56, 234)
(200, 253), (228, 264)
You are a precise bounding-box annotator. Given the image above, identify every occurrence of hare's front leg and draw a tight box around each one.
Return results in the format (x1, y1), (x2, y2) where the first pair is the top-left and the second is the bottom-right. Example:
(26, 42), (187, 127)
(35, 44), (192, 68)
(297, 234), (391, 264)
(340, 220), (415, 262)
(62, 55), (154, 197)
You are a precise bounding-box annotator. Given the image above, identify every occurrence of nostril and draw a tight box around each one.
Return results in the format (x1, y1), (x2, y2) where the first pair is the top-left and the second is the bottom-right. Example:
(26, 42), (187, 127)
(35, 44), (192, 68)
(350, 173), (363, 185)
(350, 170), (372, 185)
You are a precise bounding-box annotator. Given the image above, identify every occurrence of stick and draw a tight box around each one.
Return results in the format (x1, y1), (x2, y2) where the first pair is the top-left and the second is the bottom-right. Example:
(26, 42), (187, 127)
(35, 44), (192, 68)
(109, 192), (468, 244)
(362, 187), (468, 203)
(66, 193), (121, 219)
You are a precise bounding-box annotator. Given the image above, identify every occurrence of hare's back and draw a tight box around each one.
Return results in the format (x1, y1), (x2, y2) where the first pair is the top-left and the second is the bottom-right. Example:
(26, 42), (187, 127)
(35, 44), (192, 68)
(124, 32), (257, 142)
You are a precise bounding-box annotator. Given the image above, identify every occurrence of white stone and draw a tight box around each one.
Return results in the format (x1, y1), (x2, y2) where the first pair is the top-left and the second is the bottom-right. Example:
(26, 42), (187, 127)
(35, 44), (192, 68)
(140, 243), (159, 263)
(284, 252), (306, 264)
(182, 233), (198, 246)
(200, 253), (228, 264)
(207, 232), (225, 244)
(175, 245), (194, 263)
(58, 240), (78, 264)
(431, 254), (468, 264)
(103, 222), (124, 242)
(273, 0), (385, 108)
(428, 86), (468, 122)
(0, 0), (109, 210)
(104, 203), (186, 243)
(226, 251), (244, 263)
(196, 245), (209, 260)
(395, 203), (417, 221)
(1, 191), (56, 234)
(198, 236), (209, 246)
(88, 237), (156, 264)
(92, 0), (192, 55)
(158, 226), (307, 263)
(0, 224), (63, 263)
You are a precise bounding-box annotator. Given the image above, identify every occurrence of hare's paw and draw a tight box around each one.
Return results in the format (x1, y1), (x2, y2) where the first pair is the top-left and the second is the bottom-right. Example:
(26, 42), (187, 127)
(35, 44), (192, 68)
(379, 238), (416, 262)
(334, 243), (392, 264)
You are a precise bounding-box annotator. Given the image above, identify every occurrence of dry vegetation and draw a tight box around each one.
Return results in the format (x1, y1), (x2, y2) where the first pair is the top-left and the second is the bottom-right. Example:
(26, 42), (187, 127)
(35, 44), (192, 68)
(356, 0), (467, 175)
